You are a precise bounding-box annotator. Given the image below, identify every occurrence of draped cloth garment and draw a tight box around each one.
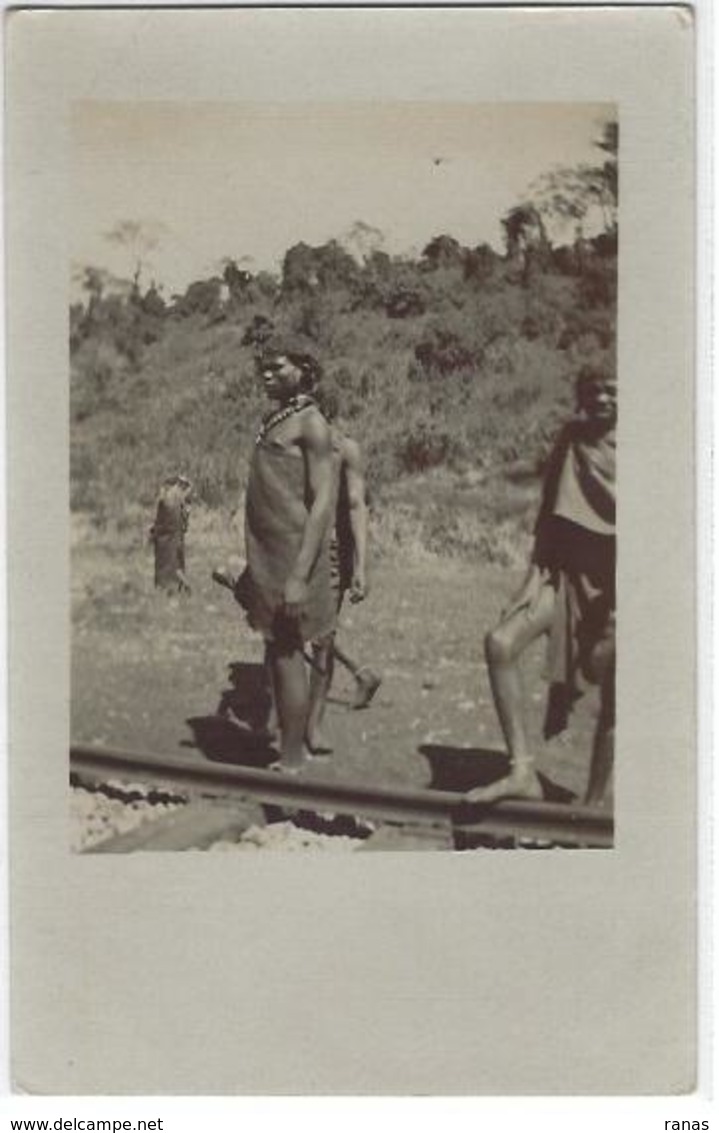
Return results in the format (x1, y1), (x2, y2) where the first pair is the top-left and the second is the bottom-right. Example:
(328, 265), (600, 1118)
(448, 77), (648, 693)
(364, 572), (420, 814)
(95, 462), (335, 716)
(532, 422), (616, 736)
(244, 436), (335, 645)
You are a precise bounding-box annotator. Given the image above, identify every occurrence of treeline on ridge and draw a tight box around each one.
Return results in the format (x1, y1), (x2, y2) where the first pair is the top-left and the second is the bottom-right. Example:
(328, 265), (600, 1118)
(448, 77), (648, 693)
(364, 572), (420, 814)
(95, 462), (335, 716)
(70, 129), (617, 563)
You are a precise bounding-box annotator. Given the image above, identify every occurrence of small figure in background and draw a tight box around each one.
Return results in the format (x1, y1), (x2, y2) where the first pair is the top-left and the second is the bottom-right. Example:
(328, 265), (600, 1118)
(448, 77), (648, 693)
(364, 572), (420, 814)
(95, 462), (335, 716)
(150, 474), (192, 594)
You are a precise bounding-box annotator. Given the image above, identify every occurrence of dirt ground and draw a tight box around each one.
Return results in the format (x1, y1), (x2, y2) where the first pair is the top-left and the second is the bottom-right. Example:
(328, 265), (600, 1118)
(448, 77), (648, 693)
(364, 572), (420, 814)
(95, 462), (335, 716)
(71, 514), (600, 804)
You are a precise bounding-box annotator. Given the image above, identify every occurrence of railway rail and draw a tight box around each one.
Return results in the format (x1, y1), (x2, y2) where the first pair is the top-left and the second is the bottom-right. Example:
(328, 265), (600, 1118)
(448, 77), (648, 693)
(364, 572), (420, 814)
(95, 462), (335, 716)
(70, 743), (614, 850)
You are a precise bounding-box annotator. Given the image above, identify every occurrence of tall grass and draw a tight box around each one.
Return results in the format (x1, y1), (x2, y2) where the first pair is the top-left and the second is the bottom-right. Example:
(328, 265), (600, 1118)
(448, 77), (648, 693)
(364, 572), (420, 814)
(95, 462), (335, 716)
(70, 251), (615, 562)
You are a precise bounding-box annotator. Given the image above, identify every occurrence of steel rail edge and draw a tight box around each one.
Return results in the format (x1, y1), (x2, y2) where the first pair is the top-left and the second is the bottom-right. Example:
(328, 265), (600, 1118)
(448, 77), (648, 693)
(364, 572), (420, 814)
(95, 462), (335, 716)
(70, 743), (613, 845)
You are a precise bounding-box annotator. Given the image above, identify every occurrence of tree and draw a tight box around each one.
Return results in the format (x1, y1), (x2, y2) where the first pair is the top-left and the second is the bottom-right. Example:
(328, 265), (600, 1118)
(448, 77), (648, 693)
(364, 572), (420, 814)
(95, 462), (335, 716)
(282, 242), (319, 293)
(222, 259), (252, 300)
(80, 266), (105, 307)
(527, 119), (618, 241)
(341, 220), (385, 262)
(501, 205), (550, 264)
(69, 302), (86, 354)
(103, 219), (168, 290)
(464, 243), (498, 283)
(282, 240), (360, 294)
(595, 120), (618, 212)
(421, 234), (466, 271)
(314, 240), (360, 291)
(141, 284), (166, 319)
(173, 278), (223, 318)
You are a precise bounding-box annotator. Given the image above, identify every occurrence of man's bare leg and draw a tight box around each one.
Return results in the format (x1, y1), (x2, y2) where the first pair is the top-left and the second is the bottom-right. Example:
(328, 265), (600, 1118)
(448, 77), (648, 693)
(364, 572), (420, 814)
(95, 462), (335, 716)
(466, 587), (555, 803)
(264, 655), (279, 742)
(305, 639), (334, 755)
(333, 642), (359, 677)
(267, 643), (308, 771)
(584, 664), (614, 807)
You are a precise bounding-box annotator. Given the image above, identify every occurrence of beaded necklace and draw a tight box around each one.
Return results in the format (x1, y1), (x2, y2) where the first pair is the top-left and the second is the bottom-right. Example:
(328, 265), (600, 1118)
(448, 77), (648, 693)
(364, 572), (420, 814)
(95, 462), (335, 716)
(255, 394), (315, 445)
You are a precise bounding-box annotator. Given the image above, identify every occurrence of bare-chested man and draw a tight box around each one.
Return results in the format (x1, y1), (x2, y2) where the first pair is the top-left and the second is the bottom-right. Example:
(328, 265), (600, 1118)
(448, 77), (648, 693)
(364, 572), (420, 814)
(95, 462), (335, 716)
(239, 350), (336, 772)
(467, 366), (616, 807)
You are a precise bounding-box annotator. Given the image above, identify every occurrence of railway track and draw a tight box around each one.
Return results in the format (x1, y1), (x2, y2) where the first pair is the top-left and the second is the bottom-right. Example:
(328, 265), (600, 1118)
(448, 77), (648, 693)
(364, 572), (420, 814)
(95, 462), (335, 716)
(70, 743), (614, 851)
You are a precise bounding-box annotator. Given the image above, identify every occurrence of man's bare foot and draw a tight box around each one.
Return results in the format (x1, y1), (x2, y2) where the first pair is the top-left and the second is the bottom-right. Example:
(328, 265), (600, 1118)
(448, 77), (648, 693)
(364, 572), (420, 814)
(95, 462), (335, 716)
(268, 760), (305, 776)
(583, 791), (611, 809)
(305, 732), (334, 757)
(464, 766), (543, 805)
(352, 668), (382, 710)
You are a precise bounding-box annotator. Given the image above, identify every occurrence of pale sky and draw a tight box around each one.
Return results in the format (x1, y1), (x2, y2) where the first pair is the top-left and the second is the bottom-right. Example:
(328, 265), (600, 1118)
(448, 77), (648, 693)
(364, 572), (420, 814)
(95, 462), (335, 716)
(71, 102), (614, 296)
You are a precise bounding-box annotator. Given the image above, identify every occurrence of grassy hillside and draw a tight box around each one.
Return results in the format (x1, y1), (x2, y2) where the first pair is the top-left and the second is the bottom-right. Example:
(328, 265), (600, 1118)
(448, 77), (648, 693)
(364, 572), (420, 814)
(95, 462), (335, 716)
(70, 238), (616, 566)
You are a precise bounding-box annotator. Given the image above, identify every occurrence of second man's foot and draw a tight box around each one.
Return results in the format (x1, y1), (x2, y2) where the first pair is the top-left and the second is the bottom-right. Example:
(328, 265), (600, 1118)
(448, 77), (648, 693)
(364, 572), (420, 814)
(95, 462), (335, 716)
(304, 731), (334, 758)
(464, 765), (543, 805)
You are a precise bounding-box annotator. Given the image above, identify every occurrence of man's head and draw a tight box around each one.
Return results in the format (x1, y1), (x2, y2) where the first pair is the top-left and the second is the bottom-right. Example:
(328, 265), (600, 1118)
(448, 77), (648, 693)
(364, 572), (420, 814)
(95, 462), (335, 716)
(161, 474), (193, 501)
(575, 364), (617, 429)
(257, 350), (322, 402)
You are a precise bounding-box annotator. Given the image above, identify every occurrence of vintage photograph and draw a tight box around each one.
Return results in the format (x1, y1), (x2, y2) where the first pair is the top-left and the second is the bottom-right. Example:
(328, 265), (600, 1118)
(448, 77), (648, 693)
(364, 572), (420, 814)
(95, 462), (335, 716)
(69, 101), (618, 853)
(9, 4), (695, 1096)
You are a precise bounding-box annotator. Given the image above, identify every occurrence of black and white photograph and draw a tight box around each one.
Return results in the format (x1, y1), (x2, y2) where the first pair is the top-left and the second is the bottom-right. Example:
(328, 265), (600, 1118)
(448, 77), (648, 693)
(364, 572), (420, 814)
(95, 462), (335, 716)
(69, 101), (618, 853)
(8, 6), (696, 1097)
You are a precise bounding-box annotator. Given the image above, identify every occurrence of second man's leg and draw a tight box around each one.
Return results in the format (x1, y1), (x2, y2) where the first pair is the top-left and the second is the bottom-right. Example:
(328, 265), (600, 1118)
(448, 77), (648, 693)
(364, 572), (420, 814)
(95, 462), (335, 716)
(584, 631), (615, 807)
(267, 641), (309, 771)
(466, 585), (556, 803)
(305, 637), (335, 755)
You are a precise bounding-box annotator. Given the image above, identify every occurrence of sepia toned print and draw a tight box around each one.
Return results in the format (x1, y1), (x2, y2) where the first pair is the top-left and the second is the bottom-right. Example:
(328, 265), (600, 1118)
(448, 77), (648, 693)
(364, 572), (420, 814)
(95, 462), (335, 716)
(69, 102), (618, 852)
(9, 6), (695, 1096)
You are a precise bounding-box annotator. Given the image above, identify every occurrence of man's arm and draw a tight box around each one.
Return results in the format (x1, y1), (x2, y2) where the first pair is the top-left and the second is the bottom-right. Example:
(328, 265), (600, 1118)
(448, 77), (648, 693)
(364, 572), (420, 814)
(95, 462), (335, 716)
(283, 409), (334, 616)
(342, 436), (368, 601)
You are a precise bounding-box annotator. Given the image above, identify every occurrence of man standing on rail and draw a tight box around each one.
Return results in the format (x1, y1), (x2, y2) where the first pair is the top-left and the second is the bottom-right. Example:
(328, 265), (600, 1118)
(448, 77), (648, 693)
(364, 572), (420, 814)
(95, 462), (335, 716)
(304, 393), (382, 755)
(466, 365), (616, 808)
(235, 348), (336, 773)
